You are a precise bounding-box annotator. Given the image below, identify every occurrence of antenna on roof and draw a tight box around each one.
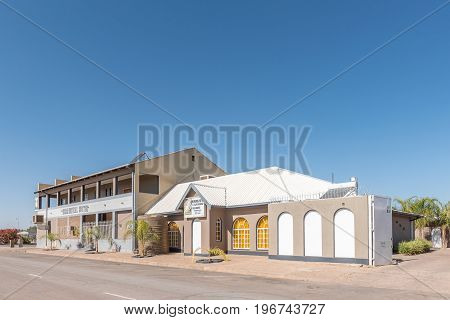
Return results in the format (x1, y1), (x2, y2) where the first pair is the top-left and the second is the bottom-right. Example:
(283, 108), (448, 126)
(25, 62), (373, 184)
(129, 152), (150, 165)
(331, 172), (335, 183)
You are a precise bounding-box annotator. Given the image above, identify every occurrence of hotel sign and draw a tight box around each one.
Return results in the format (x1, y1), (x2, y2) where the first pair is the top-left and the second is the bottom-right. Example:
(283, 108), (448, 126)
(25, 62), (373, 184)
(61, 205), (89, 215)
(37, 194), (133, 218)
(184, 197), (206, 218)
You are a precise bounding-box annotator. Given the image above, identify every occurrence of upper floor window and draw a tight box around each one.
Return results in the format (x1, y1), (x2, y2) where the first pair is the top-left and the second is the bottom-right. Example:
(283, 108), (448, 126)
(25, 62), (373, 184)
(139, 174), (159, 194)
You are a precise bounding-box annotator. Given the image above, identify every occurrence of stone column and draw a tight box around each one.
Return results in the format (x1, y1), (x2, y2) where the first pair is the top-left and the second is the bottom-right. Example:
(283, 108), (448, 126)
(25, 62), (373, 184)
(68, 188), (72, 204)
(96, 181), (101, 199)
(113, 177), (118, 196)
(80, 185), (85, 202)
(45, 194), (49, 247)
(112, 211), (116, 239)
(67, 216), (70, 238)
(79, 215), (83, 243)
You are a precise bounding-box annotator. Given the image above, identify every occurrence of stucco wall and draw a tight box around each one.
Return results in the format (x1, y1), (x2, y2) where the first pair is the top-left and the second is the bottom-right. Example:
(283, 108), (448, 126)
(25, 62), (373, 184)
(268, 196), (370, 262)
(209, 207), (227, 252)
(392, 214), (414, 249)
(224, 205), (268, 254)
(180, 205), (268, 255)
(182, 212), (210, 255)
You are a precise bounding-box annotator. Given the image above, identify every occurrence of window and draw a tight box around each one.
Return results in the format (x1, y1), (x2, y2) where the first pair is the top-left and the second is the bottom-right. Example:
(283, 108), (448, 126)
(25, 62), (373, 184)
(233, 218), (250, 249)
(257, 216), (269, 250)
(139, 174), (159, 194)
(215, 219), (222, 242)
(168, 222), (180, 249)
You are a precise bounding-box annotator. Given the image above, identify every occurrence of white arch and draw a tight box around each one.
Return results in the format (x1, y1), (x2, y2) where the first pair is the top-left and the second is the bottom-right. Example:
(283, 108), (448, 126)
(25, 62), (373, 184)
(304, 211), (322, 257)
(192, 219), (201, 254)
(334, 209), (355, 258)
(278, 212), (293, 255)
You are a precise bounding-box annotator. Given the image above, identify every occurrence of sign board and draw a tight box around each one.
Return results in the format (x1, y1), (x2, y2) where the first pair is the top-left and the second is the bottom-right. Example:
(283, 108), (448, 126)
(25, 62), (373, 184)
(34, 194), (133, 219)
(184, 197), (206, 218)
(61, 205), (89, 216)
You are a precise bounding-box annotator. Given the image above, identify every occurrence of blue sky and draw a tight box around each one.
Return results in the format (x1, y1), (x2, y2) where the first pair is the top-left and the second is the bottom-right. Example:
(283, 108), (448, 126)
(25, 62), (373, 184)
(1, 0), (449, 228)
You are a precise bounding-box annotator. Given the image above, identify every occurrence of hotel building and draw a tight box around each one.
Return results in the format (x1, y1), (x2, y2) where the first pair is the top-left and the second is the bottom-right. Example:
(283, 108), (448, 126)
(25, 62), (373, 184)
(33, 148), (226, 252)
(33, 148), (418, 265)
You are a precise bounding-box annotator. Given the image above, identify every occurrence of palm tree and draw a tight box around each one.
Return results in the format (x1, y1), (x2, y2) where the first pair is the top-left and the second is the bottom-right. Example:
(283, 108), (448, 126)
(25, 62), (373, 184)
(440, 202), (450, 248)
(395, 196), (417, 213)
(124, 220), (160, 257)
(395, 197), (442, 238)
(84, 226), (102, 253)
(42, 232), (61, 250)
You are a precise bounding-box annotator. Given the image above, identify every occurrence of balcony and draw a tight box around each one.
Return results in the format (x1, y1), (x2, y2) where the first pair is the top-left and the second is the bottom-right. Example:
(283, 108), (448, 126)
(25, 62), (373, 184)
(34, 193), (133, 220)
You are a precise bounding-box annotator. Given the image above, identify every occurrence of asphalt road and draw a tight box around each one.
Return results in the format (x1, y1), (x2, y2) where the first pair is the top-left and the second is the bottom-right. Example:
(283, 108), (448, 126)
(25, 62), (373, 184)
(0, 250), (443, 300)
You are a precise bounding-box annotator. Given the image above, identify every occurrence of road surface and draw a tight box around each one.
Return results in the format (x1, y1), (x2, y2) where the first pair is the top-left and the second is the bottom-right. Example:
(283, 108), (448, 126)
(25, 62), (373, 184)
(0, 250), (444, 299)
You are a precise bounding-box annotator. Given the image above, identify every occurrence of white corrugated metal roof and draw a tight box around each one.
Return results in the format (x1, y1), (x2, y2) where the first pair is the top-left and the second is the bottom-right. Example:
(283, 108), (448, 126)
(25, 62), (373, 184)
(147, 167), (357, 214)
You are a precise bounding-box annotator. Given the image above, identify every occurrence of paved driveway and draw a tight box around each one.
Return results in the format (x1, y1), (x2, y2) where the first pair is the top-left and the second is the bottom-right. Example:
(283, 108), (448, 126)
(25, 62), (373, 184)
(0, 248), (448, 300)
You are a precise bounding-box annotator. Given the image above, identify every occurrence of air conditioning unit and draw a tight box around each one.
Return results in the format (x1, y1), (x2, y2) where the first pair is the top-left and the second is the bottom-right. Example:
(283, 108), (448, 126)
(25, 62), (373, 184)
(32, 215), (44, 224)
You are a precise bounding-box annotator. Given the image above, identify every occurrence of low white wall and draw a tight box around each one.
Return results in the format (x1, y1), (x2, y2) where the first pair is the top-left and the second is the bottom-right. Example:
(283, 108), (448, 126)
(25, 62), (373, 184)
(36, 238), (133, 252)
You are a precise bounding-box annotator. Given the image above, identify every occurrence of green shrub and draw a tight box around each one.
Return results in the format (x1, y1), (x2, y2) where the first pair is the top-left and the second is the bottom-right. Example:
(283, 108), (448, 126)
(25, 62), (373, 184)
(398, 239), (432, 255)
(208, 247), (228, 261)
(21, 236), (32, 245)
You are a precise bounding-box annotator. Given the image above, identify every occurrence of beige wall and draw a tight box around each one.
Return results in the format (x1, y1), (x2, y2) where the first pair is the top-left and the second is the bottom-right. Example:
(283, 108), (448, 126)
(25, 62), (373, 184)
(268, 196), (370, 261)
(180, 204), (268, 255)
(155, 193), (370, 263)
(224, 206), (268, 252)
(209, 207), (227, 252)
(116, 211), (132, 240)
(134, 148), (227, 216)
(45, 216), (79, 240)
(392, 214), (414, 249)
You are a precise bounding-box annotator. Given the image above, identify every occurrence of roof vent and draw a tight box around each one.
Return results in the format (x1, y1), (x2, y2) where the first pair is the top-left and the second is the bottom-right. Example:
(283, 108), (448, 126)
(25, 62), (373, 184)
(200, 175), (215, 180)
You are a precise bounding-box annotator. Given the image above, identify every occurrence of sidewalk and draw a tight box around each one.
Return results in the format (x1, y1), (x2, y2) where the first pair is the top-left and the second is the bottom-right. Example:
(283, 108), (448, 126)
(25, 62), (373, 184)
(20, 247), (450, 296)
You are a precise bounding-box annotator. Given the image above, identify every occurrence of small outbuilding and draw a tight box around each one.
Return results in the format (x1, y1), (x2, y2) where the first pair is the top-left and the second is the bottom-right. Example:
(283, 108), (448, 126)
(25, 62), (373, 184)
(391, 210), (423, 249)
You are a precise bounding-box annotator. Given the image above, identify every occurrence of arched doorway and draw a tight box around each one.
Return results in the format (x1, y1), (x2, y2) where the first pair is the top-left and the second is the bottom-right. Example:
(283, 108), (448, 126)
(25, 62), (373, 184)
(334, 209), (355, 258)
(304, 211), (322, 257)
(278, 213), (293, 255)
(168, 222), (181, 252)
(192, 219), (202, 254)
